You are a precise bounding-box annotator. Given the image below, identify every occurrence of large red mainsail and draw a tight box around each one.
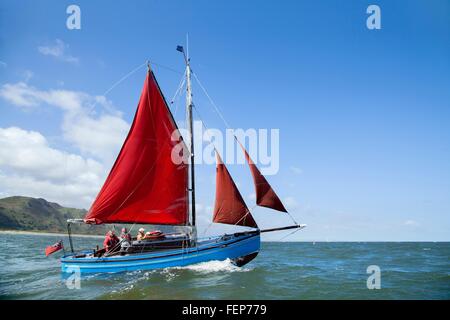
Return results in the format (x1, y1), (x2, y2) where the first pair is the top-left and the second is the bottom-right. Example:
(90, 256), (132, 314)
(213, 152), (257, 228)
(237, 140), (287, 213)
(84, 71), (188, 225)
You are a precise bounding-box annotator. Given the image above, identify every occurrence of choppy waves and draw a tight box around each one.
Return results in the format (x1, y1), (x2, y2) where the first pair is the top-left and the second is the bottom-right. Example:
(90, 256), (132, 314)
(1, 235), (449, 300)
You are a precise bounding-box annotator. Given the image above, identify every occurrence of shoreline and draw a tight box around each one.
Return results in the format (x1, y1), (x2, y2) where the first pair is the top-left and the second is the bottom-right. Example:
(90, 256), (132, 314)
(0, 230), (103, 238)
(0, 230), (447, 242)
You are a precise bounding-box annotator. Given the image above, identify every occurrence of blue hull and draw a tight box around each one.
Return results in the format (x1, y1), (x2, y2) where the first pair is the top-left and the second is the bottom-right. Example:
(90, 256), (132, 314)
(61, 232), (260, 273)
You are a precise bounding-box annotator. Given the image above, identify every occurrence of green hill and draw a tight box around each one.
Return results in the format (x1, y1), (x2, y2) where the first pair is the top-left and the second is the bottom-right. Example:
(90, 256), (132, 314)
(0, 196), (100, 234)
(0, 196), (190, 236)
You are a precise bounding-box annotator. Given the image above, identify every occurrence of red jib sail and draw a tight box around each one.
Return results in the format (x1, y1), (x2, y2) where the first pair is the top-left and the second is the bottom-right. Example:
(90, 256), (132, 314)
(237, 140), (288, 213)
(84, 71), (188, 225)
(213, 152), (257, 228)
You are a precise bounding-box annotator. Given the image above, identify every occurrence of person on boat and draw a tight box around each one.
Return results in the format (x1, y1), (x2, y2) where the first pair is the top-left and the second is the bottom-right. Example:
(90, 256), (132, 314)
(136, 228), (145, 241)
(144, 230), (165, 240)
(120, 227), (131, 242)
(103, 230), (119, 252)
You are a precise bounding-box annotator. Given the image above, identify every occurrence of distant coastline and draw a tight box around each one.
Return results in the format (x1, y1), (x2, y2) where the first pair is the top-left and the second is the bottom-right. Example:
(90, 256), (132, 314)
(1, 231), (446, 242)
(0, 230), (103, 238)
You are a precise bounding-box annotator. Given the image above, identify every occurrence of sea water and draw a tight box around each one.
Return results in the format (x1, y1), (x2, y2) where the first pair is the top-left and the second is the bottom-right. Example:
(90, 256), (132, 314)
(0, 233), (448, 299)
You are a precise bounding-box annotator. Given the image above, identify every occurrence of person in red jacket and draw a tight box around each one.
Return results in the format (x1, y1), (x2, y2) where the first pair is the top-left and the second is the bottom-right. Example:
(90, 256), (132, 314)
(103, 230), (119, 252)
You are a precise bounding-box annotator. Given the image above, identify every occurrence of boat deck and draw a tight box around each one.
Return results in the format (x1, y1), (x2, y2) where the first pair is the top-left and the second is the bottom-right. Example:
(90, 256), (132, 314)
(61, 231), (261, 273)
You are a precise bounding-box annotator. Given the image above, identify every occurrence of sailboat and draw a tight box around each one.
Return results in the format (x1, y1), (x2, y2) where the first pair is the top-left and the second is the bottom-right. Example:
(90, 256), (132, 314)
(60, 46), (305, 273)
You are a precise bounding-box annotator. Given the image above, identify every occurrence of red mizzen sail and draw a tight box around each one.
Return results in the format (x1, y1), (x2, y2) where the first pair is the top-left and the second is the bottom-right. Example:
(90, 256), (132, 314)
(84, 71), (188, 225)
(237, 140), (288, 213)
(213, 152), (257, 228)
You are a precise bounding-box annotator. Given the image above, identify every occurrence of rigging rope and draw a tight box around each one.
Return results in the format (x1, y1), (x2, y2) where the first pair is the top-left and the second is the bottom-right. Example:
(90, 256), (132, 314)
(193, 72), (299, 227)
(278, 226), (302, 242)
(87, 62), (147, 114)
(191, 105), (220, 237)
(91, 62), (302, 253)
(149, 60), (183, 75)
(170, 70), (186, 104)
(193, 105), (256, 232)
(170, 70), (186, 118)
(87, 60), (181, 114)
(192, 72), (231, 129)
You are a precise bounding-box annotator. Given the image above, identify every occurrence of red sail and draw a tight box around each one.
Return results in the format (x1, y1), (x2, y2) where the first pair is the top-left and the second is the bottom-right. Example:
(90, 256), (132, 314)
(237, 140), (288, 213)
(84, 71), (188, 225)
(213, 152), (257, 228)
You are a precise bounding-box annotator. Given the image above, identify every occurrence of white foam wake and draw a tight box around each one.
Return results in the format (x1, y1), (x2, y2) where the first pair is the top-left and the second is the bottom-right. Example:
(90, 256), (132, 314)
(171, 258), (251, 273)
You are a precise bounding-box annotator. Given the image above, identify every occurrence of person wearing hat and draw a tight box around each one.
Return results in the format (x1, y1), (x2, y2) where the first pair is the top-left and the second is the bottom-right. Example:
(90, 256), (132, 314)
(120, 227), (131, 242)
(137, 228), (145, 241)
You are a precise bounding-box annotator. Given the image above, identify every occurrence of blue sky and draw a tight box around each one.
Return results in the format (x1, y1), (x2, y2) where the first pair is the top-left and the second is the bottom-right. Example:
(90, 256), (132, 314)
(0, 0), (449, 241)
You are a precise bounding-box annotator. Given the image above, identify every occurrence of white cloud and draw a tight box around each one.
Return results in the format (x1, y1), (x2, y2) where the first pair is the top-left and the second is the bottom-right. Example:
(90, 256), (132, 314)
(62, 112), (129, 162)
(0, 80), (132, 209)
(404, 220), (420, 227)
(0, 127), (105, 208)
(0, 82), (86, 111)
(0, 61), (7, 68)
(290, 166), (303, 175)
(38, 39), (79, 64)
(0, 82), (41, 108)
(0, 82), (129, 163)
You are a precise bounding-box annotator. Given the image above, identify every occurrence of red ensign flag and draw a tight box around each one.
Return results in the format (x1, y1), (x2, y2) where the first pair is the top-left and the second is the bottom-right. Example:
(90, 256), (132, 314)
(45, 240), (63, 256)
